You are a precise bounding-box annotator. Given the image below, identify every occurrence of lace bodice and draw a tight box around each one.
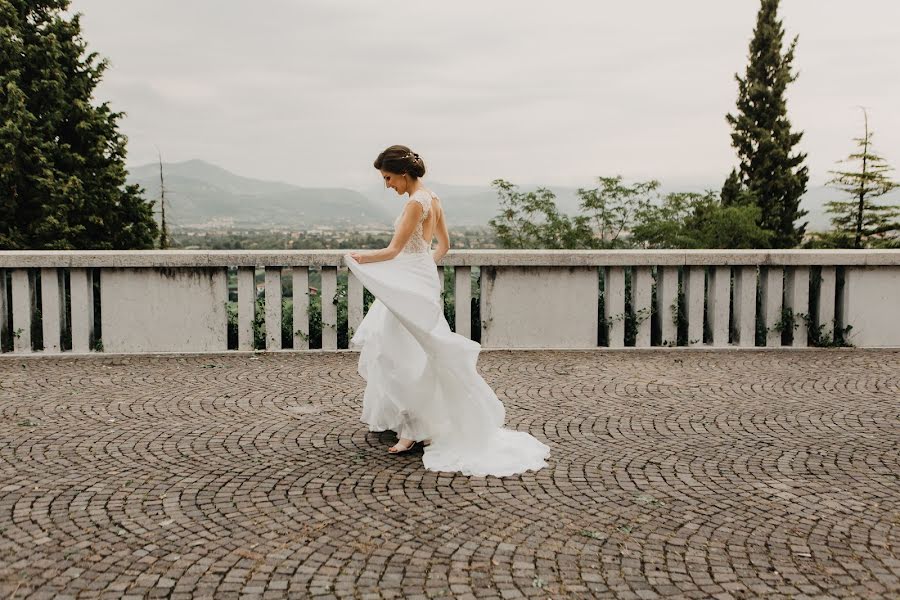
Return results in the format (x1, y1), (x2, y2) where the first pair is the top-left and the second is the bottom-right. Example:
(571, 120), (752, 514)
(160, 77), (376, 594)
(394, 189), (435, 254)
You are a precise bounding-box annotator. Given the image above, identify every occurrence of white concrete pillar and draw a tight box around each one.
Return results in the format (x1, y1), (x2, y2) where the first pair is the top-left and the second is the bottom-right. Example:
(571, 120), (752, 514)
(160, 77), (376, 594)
(785, 266), (809, 348)
(11, 269), (31, 353)
(264, 267), (282, 350)
(632, 267), (652, 347)
(708, 266), (731, 347)
(818, 266), (837, 344)
(40, 268), (64, 353)
(684, 266), (705, 346)
(657, 266), (679, 346)
(480, 266), (598, 348)
(292, 267), (310, 350)
(69, 268), (94, 353)
(100, 267), (226, 353)
(321, 267), (338, 350)
(761, 266), (784, 347)
(454, 266), (471, 339)
(605, 267), (625, 348)
(733, 266), (757, 347)
(238, 267), (256, 351)
(841, 266), (900, 347)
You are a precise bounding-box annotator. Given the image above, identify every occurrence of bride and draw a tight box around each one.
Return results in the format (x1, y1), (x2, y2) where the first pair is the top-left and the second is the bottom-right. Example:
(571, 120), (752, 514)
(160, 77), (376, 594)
(344, 145), (550, 477)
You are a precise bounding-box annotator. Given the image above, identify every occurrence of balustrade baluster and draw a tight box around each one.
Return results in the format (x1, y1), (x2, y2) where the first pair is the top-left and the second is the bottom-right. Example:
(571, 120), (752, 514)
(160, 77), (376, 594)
(321, 267), (338, 350)
(685, 266), (705, 346)
(605, 267), (625, 348)
(762, 266), (784, 347)
(292, 267), (310, 350)
(657, 266), (679, 346)
(265, 267), (282, 350)
(238, 267), (256, 351)
(40, 268), (63, 353)
(69, 268), (93, 353)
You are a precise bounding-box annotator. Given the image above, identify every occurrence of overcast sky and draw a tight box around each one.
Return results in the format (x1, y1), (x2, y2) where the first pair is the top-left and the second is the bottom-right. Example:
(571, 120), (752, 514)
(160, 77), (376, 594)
(72, 0), (899, 190)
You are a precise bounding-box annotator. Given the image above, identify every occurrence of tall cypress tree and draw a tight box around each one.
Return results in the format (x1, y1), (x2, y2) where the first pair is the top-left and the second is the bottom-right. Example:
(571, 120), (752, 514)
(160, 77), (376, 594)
(725, 0), (808, 248)
(0, 0), (158, 250)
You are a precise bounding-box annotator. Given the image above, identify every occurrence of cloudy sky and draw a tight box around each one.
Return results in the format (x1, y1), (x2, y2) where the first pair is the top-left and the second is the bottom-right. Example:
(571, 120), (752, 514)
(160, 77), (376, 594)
(72, 0), (899, 190)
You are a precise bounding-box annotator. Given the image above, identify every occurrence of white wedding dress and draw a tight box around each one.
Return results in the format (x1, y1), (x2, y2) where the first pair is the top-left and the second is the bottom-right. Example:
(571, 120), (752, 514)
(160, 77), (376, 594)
(344, 189), (550, 477)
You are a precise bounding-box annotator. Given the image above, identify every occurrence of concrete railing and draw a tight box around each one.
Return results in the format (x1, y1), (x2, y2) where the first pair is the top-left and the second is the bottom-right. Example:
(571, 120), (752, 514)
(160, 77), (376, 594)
(0, 250), (898, 354)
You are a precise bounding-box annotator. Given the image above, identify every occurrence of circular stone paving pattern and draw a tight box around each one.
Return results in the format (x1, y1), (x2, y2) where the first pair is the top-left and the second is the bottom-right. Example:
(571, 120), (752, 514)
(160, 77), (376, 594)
(0, 349), (898, 599)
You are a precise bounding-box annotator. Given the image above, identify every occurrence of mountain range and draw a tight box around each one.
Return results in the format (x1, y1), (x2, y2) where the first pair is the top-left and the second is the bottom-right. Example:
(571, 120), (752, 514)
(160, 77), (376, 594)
(127, 160), (390, 227)
(128, 159), (869, 231)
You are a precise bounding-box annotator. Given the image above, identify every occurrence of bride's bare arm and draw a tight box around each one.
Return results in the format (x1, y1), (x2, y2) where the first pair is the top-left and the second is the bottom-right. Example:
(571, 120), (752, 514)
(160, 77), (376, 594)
(350, 201), (423, 264)
(432, 202), (450, 263)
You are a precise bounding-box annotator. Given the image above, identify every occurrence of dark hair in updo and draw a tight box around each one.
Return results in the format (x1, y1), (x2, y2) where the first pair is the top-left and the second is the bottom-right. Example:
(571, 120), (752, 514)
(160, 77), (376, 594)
(374, 145), (426, 179)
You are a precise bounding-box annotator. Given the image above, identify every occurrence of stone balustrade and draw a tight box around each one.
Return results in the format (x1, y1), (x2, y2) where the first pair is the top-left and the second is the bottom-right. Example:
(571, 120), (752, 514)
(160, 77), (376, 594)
(0, 249), (898, 354)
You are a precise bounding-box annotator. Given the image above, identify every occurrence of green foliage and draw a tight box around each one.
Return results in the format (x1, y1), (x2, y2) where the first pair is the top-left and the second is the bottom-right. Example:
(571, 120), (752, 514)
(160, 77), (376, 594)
(576, 177), (659, 248)
(629, 192), (697, 249)
(725, 0), (809, 248)
(490, 176), (773, 251)
(631, 191), (773, 249)
(806, 317), (854, 348)
(689, 201), (774, 249)
(225, 301), (238, 348)
(720, 169), (742, 207)
(488, 180), (593, 249)
(488, 175), (654, 250)
(0, 0), (159, 250)
(824, 110), (899, 249)
(769, 308), (854, 348)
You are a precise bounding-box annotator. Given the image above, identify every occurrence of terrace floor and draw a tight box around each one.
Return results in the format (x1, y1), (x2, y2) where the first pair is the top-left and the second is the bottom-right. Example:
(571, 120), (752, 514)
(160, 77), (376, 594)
(0, 349), (898, 599)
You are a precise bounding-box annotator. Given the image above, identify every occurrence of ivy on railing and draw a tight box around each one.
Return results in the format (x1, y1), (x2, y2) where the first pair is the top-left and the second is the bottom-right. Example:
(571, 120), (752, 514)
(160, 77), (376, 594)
(769, 308), (854, 348)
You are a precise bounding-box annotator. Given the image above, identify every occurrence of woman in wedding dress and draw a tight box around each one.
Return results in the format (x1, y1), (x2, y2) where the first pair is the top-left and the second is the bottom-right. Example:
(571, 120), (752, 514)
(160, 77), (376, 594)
(344, 145), (550, 477)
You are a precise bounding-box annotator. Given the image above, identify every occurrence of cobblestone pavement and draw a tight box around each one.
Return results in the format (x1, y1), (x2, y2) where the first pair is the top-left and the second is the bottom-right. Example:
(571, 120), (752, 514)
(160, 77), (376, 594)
(0, 350), (898, 599)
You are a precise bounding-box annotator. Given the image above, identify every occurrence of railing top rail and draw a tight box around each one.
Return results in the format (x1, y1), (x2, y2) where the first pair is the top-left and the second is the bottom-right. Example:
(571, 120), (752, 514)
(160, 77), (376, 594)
(0, 249), (898, 268)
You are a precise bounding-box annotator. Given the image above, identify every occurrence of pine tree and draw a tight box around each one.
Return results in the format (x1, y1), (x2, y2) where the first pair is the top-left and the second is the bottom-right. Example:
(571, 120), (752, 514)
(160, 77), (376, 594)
(825, 110), (899, 249)
(725, 0), (809, 248)
(0, 0), (158, 250)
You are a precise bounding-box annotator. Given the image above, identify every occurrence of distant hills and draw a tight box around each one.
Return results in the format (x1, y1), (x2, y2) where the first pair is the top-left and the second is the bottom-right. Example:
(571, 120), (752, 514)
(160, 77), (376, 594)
(127, 160), (391, 228)
(129, 159), (871, 232)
